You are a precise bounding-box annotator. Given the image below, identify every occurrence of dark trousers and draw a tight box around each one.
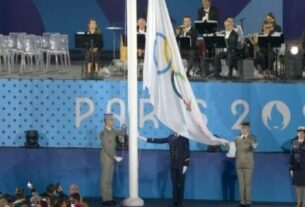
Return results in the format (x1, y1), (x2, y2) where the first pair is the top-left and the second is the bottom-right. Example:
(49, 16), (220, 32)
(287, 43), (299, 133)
(180, 49), (196, 76)
(170, 167), (185, 206)
(254, 49), (275, 71)
(214, 51), (236, 77)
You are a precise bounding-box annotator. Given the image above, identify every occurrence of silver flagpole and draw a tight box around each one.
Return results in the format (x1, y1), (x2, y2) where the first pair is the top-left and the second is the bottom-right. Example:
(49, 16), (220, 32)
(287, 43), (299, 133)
(122, 0), (144, 206)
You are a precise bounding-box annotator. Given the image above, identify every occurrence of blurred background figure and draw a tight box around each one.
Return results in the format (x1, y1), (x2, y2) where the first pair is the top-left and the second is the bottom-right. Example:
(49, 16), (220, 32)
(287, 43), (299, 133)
(197, 0), (220, 22)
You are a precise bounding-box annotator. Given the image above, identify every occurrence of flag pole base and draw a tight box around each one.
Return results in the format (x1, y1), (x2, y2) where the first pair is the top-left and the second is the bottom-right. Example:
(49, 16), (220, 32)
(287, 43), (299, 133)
(122, 197), (144, 206)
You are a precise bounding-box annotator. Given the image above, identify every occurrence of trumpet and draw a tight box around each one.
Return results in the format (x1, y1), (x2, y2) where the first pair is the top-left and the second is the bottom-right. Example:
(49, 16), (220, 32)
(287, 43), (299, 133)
(176, 25), (185, 36)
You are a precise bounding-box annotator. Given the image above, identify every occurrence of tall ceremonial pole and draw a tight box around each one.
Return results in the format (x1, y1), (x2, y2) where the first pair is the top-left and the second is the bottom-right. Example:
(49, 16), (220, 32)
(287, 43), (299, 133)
(122, 0), (144, 206)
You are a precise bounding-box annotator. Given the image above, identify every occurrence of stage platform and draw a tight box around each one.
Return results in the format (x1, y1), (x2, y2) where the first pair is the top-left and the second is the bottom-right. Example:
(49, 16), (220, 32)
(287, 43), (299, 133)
(1, 60), (303, 82)
(86, 198), (295, 207)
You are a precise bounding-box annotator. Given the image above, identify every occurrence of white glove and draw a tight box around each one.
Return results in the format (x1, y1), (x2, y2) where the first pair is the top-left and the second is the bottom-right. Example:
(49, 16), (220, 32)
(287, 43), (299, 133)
(226, 142), (236, 158)
(182, 166), (188, 174)
(252, 143), (258, 149)
(114, 156), (123, 162)
(139, 135), (147, 142)
(290, 170), (293, 177)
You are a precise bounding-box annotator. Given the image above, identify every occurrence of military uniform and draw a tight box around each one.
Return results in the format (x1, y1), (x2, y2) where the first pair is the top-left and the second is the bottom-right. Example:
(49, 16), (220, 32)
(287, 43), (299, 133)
(290, 138), (305, 186)
(100, 116), (124, 204)
(147, 134), (190, 207)
(235, 133), (257, 207)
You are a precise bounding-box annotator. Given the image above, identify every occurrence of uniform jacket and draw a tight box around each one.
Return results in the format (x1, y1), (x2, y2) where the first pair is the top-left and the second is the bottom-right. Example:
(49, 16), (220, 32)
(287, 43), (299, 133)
(147, 134), (190, 169)
(100, 127), (124, 160)
(290, 139), (305, 171)
(235, 134), (257, 169)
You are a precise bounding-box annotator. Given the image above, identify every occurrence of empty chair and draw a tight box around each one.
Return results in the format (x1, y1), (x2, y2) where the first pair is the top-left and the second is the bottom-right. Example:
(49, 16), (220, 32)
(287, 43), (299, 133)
(20, 34), (41, 73)
(0, 35), (12, 74)
(9, 32), (26, 66)
(45, 34), (70, 71)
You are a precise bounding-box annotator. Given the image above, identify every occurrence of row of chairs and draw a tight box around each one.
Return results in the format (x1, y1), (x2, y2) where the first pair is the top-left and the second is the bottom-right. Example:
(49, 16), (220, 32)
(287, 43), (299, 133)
(0, 32), (70, 74)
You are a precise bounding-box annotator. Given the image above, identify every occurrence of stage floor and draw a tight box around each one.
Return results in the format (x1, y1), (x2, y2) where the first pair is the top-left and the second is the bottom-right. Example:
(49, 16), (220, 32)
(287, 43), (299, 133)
(86, 198), (295, 207)
(1, 60), (301, 82)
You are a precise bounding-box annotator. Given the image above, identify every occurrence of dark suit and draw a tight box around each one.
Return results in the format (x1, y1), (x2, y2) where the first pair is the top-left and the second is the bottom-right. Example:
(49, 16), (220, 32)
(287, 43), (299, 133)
(177, 27), (198, 77)
(214, 30), (238, 77)
(147, 134), (190, 207)
(197, 6), (220, 22)
(289, 139), (305, 186)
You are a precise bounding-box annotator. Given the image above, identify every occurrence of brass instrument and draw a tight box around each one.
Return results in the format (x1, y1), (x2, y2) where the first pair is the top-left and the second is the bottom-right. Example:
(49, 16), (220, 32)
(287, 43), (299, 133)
(176, 25), (185, 36)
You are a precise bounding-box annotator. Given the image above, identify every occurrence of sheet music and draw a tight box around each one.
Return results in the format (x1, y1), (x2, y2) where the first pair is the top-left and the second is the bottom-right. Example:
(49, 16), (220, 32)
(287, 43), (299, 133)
(194, 20), (218, 24)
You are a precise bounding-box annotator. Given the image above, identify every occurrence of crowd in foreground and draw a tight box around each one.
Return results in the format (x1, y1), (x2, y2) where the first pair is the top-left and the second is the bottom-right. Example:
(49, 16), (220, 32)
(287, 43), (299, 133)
(0, 183), (88, 207)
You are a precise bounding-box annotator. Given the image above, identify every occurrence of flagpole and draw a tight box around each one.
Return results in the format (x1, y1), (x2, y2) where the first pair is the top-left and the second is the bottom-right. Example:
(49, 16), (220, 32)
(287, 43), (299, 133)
(122, 0), (144, 206)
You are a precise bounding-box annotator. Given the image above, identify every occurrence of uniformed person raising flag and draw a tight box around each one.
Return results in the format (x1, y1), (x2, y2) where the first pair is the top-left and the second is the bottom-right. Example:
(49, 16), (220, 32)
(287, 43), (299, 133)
(235, 121), (258, 207)
(100, 113), (125, 206)
(140, 133), (190, 207)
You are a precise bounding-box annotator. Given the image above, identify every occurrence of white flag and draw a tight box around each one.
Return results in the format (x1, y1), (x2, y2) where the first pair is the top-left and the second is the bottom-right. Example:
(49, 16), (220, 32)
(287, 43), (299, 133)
(143, 0), (235, 157)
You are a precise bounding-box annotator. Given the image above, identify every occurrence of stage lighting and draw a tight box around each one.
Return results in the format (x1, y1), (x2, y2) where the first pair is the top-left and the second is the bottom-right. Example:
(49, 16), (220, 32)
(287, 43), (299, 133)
(284, 40), (304, 79)
(24, 130), (40, 148)
(290, 46), (299, 55)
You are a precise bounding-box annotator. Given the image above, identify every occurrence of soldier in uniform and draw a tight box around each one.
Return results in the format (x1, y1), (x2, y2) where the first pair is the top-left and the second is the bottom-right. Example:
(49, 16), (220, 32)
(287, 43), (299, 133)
(289, 126), (305, 207)
(235, 121), (257, 207)
(140, 133), (190, 207)
(100, 113), (125, 206)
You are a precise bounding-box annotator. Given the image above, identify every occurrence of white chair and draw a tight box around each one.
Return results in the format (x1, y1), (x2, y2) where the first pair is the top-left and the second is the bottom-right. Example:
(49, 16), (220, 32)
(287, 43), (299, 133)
(0, 35), (12, 74)
(9, 32), (26, 66)
(45, 34), (70, 71)
(35, 35), (45, 71)
(20, 35), (41, 73)
(59, 34), (71, 66)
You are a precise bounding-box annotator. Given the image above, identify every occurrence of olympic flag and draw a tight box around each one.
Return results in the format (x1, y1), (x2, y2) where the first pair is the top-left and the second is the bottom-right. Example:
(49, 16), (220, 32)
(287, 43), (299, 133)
(143, 0), (235, 157)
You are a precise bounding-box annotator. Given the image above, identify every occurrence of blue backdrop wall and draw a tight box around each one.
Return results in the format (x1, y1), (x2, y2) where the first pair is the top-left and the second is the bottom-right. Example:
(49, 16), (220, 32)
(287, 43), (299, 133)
(0, 148), (295, 202)
(0, 78), (301, 202)
(0, 79), (304, 152)
(1, 0), (302, 50)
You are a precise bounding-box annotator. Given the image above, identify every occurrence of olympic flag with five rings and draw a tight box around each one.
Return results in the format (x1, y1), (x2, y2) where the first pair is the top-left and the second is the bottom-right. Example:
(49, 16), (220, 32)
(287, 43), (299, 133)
(143, 0), (235, 157)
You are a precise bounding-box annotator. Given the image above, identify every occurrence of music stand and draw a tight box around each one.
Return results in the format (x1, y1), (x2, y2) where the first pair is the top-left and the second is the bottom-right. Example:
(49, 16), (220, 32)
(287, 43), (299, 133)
(258, 34), (284, 76)
(194, 21), (217, 35)
(75, 33), (103, 79)
(123, 34), (146, 49)
(202, 35), (227, 78)
(106, 26), (123, 68)
(177, 36), (192, 50)
(75, 33), (103, 49)
(203, 35), (226, 56)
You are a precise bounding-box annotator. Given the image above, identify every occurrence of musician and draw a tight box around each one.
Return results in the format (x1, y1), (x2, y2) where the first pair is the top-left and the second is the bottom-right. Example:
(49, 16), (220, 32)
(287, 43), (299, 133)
(214, 19), (238, 78)
(197, 0), (220, 22)
(263, 12), (282, 33)
(84, 19), (103, 76)
(227, 17), (244, 49)
(137, 18), (146, 59)
(176, 16), (198, 78)
(250, 21), (276, 79)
